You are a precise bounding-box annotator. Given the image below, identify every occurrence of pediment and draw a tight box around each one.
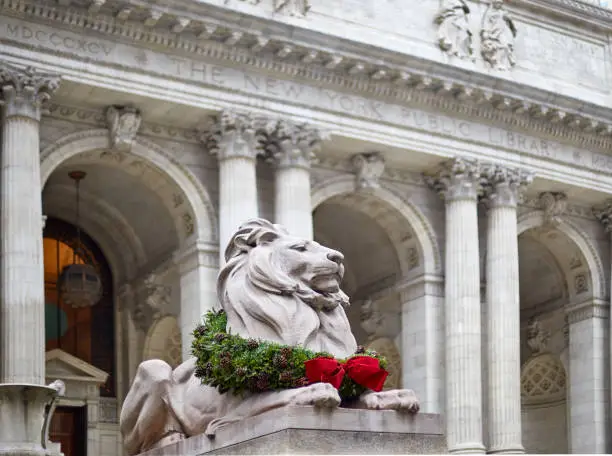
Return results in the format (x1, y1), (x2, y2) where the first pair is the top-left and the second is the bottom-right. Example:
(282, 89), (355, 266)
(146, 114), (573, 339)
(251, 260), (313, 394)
(45, 349), (108, 385)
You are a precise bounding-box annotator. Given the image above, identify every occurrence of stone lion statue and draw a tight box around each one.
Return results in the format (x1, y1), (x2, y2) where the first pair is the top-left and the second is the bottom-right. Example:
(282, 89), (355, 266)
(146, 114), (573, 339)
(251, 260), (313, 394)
(120, 219), (419, 455)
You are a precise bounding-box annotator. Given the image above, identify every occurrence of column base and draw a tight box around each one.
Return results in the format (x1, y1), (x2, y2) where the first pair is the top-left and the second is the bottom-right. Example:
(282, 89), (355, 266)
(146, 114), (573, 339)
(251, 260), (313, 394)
(487, 446), (525, 455)
(449, 443), (487, 454)
(0, 383), (64, 456)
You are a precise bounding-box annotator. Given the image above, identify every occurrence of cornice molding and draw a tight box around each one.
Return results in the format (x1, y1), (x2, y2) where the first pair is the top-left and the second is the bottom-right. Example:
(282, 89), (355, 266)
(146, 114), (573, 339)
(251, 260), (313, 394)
(515, 0), (612, 28)
(6, 0), (612, 152)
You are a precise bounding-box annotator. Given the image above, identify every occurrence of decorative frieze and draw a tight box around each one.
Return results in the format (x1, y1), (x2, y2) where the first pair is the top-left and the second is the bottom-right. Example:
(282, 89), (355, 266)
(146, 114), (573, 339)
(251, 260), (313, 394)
(2, 0), (612, 150)
(424, 158), (483, 202)
(351, 152), (386, 191)
(105, 105), (142, 152)
(274, 0), (310, 16)
(566, 300), (609, 324)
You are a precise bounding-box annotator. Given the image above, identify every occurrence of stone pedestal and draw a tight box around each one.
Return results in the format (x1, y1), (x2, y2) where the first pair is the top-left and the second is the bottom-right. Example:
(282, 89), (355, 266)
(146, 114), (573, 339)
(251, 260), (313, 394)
(0, 383), (64, 456)
(137, 407), (445, 455)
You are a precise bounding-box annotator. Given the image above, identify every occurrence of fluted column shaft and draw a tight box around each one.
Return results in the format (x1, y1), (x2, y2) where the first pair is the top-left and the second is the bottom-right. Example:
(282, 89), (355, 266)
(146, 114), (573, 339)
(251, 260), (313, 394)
(483, 166), (533, 454)
(275, 166), (312, 239)
(0, 64), (60, 384)
(266, 121), (326, 240)
(203, 111), (263, 260)
(426, 158), (485, 454)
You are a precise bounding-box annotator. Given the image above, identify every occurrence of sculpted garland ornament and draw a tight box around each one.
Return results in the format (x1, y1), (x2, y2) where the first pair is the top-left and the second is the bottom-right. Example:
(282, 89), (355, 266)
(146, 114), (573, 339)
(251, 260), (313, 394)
(120, 218), (420, 456)
(192, 310), (389, 399)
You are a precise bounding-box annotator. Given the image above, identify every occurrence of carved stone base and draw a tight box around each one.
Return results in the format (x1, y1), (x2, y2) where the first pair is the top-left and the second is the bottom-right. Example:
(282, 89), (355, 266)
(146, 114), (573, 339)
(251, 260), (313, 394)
(0, 383), (63, 456)
(137, 406), (446, 455)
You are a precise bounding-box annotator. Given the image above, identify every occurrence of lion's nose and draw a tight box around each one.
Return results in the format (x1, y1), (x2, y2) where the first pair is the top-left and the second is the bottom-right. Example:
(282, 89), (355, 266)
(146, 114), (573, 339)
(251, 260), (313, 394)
(327, 250), (344, 265)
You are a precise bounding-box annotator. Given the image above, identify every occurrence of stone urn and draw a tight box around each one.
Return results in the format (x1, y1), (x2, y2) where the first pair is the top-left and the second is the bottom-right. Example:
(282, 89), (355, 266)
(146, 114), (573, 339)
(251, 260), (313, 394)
(0, 382), (64, 456)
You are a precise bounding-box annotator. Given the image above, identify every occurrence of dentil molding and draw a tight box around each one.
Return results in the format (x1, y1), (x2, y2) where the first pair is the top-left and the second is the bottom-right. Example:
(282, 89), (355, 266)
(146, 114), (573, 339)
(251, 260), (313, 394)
(2, 0), (612, 152)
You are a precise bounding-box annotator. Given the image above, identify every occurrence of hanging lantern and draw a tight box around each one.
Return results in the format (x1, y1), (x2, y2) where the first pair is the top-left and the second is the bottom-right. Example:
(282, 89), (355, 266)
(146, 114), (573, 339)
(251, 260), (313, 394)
(58, 171), (103, 308)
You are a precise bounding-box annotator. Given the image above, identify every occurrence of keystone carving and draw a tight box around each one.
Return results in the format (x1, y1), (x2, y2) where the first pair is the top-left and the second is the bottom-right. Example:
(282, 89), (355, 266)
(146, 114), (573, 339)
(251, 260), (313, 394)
(131, 273), (171, 333)
(480, 0), (517, 71)
(351, 152), (385, 191)
(435, 0), (473, 59)
(106, 105), (142, 152)
(592, 199), (612, 232)
(539, 192), (567, 228)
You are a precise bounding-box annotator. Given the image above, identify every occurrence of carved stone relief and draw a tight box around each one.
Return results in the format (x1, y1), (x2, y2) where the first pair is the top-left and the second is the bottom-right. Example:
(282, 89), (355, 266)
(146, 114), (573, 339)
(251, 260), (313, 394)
(435, 0), (517, 70)
(131, 273), (172, 333)
(539, 192), (568, 228)
(526, 317), (550, 356)
(359, 299), (402, 391)
(106, 105), (142, 152)
(480, 0), (517, 70)
(351, 152), (385, 191)
(435, 0), (473, 59)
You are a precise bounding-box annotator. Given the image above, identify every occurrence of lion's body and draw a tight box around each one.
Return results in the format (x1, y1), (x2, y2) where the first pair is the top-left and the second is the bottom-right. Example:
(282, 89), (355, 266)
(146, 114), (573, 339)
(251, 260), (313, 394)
(120, 219), (418, 455)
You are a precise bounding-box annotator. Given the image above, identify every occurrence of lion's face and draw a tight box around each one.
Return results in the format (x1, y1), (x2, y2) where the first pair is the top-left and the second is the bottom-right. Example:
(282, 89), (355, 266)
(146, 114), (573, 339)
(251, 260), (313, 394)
(263, 235), (345, 295)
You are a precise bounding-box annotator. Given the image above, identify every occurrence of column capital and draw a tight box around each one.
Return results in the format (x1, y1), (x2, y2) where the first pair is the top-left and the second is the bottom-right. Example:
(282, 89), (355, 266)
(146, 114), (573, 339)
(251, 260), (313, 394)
(264, 120), (329, 169)
(481, 164), (534, 209)
(199, 110), (269, 161)
(0, 63), (61, 120)
(592, 199), (612, 232)
(424, 157), (483, 202)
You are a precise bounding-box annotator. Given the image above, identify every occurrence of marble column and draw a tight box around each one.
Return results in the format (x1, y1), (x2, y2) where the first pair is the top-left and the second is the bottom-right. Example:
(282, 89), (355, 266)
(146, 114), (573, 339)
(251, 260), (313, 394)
(565, 301), (609, 454)
(174, 240), (219, 361)
(0, 63), (60, 384)
(482, 165), (533, 454)
(425, 158), (485, 454)
(265, 121), (327, 240)
(202, 111), (264, 260)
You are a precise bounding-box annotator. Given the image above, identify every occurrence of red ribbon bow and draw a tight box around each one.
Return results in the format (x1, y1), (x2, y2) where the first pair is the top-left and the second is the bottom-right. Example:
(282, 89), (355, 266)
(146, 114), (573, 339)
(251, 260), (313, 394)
(304, 356), (388, 392)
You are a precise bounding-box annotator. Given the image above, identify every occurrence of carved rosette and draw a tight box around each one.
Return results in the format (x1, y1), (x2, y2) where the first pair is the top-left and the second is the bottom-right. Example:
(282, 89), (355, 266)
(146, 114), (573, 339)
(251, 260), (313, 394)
(539, 192), (568, 228)
(481, 164), (534, 208)
(200, 110), (269, 161)
(351, 152), (385, 191)
(264, 120), (329, 169)
(592, 199), (612, 233)
(424, 157), (483, 202)
(106, 105), (142, 151)
(0, 63), (61, 120)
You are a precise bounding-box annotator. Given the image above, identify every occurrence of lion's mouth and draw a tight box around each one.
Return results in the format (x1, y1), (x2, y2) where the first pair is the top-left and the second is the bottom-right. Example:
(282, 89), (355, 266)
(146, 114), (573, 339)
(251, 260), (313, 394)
(311, 273), (342, 294)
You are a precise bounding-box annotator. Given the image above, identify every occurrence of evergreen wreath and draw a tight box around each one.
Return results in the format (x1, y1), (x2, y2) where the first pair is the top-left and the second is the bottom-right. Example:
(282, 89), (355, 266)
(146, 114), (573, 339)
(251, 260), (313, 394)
(192, 309), (388, 400)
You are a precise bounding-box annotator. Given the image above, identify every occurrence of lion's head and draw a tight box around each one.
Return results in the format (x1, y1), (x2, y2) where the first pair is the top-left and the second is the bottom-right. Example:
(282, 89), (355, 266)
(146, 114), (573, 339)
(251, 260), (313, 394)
(217, 219), (358, 358)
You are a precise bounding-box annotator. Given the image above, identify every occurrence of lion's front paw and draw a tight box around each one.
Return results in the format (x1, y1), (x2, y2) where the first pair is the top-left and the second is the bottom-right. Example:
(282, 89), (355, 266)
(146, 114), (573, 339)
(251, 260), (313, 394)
(360, 389), (420, 413)
(289, 382), (341, 408)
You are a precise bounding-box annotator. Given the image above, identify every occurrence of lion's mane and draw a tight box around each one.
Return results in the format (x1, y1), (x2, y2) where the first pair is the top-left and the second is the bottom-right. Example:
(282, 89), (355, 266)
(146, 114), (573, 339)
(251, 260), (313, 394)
(217, 219), (358, 358)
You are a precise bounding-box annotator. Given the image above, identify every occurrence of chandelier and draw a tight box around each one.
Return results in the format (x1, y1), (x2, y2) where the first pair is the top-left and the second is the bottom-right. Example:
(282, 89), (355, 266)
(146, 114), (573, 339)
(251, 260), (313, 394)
(58, 171), (103, 308)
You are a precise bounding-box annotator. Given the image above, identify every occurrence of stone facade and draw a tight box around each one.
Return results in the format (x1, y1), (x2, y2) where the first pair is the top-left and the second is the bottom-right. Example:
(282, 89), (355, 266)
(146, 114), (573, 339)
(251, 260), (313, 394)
(0, 0), (611, 454)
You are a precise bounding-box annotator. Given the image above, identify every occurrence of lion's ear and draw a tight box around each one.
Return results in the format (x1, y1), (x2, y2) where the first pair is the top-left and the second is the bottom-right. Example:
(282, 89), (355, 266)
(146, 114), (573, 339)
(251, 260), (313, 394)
(253, 230), (278, 246)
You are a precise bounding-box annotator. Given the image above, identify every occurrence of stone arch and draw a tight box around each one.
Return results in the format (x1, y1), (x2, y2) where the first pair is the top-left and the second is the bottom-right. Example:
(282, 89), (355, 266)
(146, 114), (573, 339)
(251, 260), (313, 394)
(40, 129), (217, 244)
(517, 210), (606, 301)
(311, 175), (441, 277)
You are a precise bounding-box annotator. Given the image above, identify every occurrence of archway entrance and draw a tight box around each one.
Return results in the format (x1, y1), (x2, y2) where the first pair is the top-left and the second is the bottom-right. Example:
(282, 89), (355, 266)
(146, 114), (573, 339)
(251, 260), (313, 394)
(517, 222), (597, 454)
(44, 217), (114, 456)
(313, 190), (426, 391)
